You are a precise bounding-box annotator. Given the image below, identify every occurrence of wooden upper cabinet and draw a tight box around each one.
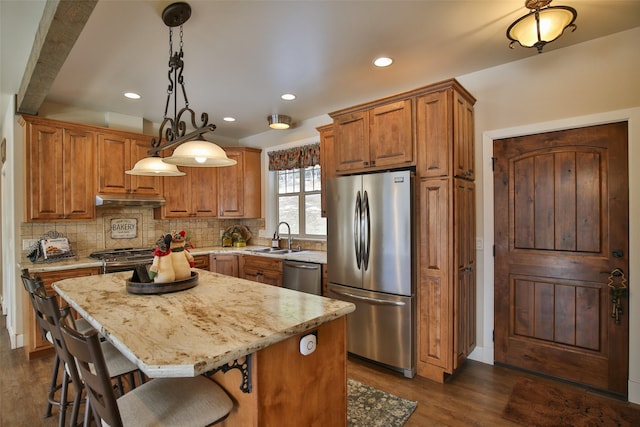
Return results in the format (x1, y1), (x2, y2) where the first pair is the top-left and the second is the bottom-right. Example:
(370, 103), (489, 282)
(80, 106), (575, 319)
(416, 87), (475, 180)
(453, 91), (475, 180)
(218, 147), (261, 218)
(369, 99), (414, 168)
(24, 117), (96, 221)
(317, 124), (335, 218)
(97, 133), (162, 195)
(160, 163), (218, 218)
(333, 111), (369, 172)
(332, 99), (413, 174)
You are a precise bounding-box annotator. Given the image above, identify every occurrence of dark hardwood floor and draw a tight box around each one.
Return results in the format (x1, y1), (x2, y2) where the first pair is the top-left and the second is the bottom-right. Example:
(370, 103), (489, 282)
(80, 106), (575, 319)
(2, 313), (637, 426)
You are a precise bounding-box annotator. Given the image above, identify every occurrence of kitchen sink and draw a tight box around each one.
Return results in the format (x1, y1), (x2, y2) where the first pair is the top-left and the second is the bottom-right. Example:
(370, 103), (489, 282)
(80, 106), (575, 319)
(247, 247), (306, 255)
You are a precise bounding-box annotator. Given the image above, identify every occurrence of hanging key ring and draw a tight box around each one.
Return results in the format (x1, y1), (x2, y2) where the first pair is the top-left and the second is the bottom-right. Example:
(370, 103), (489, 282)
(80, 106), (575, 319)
(607, 268), (627, 290)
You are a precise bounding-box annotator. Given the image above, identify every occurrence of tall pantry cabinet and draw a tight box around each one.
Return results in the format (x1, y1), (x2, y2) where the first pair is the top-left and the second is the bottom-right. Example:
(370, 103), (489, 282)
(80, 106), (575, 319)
(321, 79), (476, 383)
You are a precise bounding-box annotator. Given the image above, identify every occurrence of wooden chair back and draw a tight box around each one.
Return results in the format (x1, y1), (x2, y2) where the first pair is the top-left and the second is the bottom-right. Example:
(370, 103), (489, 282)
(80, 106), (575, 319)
(31, 287), (83, 386)
(60, 323), (124, 427)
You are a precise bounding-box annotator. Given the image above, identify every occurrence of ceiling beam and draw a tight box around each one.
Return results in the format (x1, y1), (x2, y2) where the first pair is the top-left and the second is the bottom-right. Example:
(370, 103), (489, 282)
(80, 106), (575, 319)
(16, 0), (97, 115)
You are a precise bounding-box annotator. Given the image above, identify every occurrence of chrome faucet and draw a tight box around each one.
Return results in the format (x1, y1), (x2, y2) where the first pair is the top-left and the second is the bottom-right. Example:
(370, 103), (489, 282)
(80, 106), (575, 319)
(278, 221), (292, 251)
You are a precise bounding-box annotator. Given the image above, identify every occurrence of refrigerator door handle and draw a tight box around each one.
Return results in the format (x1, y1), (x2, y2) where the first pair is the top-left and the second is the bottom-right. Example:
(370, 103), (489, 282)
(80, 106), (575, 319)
(330, 288), (406, 306)
(362, 190), (370, 270)
(354, 191), (362, 269)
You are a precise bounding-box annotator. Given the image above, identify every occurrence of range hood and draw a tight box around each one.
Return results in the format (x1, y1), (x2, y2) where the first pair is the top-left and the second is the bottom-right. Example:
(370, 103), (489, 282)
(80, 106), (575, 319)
(95, 194), (166, 207)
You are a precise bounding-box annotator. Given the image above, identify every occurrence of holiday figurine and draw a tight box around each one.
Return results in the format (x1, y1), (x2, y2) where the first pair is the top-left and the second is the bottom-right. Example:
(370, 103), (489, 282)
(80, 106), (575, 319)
(149, 233), (175, 283)
(170, 230), (194, 280)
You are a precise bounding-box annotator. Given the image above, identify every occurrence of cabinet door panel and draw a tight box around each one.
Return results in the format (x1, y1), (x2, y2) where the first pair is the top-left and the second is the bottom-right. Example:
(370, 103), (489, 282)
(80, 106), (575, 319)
(417, 178), (452, 373)
(129, 137), (162, 195)
(191, 167), (218, 217)
(28, 124), (64, 219)
(318, 126), (335, 217)
(416, 90), (451, 178)
(218, 150), (244, 217)
(162, 174), (191, 217)
(334, 112), (369, 172)
(64, 128), (95, 219)
(97, 134), (129, 194)
(369, 99), (413, 167)
(453, 92), (475, 180)
(210, 254), (239, 277)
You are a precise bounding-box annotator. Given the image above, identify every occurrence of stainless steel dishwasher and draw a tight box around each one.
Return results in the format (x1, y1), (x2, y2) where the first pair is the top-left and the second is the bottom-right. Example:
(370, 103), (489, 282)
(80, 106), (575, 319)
(283, 260), (322, 295)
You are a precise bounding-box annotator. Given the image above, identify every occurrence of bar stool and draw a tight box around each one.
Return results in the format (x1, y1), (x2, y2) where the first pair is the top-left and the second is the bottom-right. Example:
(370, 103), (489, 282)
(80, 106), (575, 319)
(61, 325), (233, 426)
(28, 278), (142, 427)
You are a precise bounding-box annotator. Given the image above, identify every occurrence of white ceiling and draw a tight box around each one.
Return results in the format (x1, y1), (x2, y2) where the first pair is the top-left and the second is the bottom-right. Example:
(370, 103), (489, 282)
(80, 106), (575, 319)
(2, 1), (640, 141)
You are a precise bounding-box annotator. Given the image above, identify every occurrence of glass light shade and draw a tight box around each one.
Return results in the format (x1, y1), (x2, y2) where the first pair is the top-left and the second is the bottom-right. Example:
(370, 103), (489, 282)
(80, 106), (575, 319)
(162, 140), (237, 167)
(507, 5), (576, 51)
(125, 156), (186, 176)
(268, 114), (292, 130)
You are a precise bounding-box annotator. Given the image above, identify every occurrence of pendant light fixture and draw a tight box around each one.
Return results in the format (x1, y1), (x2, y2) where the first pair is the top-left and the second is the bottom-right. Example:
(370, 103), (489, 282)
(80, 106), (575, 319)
(268, 114), (292, 130)
(126, 2), (235, 176)
(507, 0), (577, 54)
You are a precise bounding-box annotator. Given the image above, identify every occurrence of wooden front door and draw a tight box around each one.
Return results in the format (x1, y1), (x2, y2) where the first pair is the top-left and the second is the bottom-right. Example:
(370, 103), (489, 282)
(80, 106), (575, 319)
(494, 122), (629, 396)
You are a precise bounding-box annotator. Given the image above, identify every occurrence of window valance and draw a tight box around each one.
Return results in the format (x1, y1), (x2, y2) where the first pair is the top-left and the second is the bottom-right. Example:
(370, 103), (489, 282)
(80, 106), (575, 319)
(268, 143), (320, 171)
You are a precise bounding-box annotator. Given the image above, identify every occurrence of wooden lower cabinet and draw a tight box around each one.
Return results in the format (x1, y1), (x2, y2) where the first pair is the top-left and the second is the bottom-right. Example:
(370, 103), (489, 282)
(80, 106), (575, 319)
(240, 255), (283, 287)
(212, 316), (347, 427)
(192, 254), (210, 270)
(210, 254), (239, 277)
(416, 177), (475, 382)
(23, 267), (101, 359)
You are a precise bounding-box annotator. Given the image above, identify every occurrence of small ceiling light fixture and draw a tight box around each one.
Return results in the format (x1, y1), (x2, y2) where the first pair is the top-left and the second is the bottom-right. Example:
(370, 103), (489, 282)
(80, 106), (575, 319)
(507, 0), (577, 53)
(373, 57), (393, 67)
(281, 93), (296, 101)
(223, 117), (236, 122)
(124, 92), (141, 99)
(268, 114), (292, 130)
(127, 2), (236, 176)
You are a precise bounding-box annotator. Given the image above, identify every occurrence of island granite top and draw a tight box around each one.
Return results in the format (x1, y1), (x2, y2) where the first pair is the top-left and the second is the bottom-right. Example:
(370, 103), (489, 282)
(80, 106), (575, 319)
(53, 269), (353, 378)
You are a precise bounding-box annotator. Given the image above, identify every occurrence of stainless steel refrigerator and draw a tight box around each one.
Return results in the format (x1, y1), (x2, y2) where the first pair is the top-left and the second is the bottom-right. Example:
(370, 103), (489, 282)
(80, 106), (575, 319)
(326, 170), (415, 378)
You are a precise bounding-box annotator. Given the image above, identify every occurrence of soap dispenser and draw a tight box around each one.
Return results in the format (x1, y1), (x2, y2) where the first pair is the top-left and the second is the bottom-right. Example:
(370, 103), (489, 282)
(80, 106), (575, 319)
(271, 232), (279, 248)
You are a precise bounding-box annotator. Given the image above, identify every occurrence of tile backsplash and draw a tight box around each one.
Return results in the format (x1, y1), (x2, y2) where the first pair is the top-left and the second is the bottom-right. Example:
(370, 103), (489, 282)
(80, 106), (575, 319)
(20, 206), (270, 256)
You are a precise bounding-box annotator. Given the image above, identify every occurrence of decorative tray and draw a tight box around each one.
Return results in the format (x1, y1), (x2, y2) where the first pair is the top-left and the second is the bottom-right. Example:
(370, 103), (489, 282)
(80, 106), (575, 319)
(126, 271), (198, 295)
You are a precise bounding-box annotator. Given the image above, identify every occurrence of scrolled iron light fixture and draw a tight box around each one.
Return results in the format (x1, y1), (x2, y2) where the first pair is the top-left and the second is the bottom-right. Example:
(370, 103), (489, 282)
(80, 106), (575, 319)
(127, 2), (235, 176)
(507, 0), (577, 54)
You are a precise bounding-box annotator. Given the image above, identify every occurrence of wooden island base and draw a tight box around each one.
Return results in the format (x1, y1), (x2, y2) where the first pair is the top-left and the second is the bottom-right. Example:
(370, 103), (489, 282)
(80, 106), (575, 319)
(212, 317), (347, 427)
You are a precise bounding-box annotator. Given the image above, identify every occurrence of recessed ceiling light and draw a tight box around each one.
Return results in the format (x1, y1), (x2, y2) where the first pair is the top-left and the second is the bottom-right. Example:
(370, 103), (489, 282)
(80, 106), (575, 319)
(281, 93), (296, 101)
(124, 92), (141, 99)
(373, 57), (393, 67)
(223, 117), (236, 122)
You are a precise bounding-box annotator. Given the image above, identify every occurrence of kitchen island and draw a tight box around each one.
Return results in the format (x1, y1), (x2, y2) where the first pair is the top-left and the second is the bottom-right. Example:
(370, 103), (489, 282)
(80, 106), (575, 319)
(53, 269), (354, 426)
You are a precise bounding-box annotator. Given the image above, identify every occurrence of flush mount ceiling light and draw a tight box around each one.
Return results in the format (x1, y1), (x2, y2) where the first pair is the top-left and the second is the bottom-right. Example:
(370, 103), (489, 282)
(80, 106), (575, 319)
(507, 0), (577, 54)
(126, 2), (236, 176)
(268, 114), (292, 130)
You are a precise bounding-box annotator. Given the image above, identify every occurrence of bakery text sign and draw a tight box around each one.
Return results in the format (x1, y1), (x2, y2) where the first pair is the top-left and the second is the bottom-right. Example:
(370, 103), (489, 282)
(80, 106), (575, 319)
(111, 218), (137, 239)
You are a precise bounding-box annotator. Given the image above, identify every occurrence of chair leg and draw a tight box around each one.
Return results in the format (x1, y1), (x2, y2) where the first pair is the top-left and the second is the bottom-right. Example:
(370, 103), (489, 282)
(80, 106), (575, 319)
(45, 353), (62, 418)
(68, 381), (83, 427)
(58, 369), (70, 427)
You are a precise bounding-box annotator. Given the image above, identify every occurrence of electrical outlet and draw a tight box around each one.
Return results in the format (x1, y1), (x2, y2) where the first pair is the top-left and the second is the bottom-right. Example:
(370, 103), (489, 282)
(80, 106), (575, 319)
(22, 239), (39, 251)
(476, 238), (483, 250)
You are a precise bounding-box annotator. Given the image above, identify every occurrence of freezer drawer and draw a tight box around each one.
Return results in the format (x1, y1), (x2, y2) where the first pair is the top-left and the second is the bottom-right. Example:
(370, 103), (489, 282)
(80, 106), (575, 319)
(327, 283), (415, 378)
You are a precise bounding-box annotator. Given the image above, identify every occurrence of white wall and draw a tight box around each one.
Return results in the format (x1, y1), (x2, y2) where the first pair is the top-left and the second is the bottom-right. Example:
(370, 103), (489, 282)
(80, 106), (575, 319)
(2, 95), (23, 348)
(457, 27), (640, 403)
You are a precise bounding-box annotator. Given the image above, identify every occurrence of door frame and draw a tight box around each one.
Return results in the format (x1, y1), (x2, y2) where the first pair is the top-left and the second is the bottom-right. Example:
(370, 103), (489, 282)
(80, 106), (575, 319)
(475, 107), (640, 404)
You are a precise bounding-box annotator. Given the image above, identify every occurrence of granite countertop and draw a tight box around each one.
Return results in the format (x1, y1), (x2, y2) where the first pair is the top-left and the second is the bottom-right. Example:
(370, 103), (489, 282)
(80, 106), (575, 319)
(20, 246), (327, 273)
(53, 270), (354, 377)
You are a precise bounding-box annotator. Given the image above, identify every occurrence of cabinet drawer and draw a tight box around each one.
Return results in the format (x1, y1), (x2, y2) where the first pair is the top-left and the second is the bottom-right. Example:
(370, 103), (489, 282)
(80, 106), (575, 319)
(242, 255), (283, 272)
(192, 254), (210, 270)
